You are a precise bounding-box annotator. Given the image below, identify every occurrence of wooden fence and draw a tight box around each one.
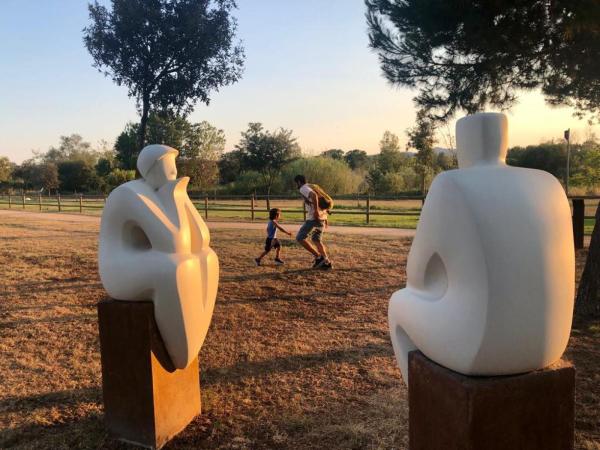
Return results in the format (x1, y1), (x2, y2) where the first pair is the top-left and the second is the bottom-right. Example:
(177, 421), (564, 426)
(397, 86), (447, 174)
(0, 192), (597, 249)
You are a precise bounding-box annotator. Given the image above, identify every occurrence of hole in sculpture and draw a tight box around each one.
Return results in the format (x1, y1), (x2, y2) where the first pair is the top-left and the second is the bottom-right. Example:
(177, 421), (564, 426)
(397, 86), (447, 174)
(423, 252), (448, 300)
(123, 222), (152, 250)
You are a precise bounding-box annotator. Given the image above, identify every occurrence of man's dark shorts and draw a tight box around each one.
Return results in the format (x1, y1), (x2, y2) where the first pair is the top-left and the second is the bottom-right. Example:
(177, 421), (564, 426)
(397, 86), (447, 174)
(264, 237), (281, 252)
(296, 219), (324, 243)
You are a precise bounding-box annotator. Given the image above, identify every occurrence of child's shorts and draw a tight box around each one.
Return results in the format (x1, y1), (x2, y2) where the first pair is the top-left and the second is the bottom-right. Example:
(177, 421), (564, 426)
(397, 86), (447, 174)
(265, 237), (281, 251)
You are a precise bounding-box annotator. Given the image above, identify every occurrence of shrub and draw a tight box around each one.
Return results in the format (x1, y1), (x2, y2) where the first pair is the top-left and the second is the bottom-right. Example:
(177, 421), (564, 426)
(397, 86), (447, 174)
(281, 157), (363, 195)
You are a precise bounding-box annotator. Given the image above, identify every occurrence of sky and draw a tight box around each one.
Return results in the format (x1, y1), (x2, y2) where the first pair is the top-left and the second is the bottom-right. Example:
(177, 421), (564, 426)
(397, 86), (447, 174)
(0, 0), (596, 163)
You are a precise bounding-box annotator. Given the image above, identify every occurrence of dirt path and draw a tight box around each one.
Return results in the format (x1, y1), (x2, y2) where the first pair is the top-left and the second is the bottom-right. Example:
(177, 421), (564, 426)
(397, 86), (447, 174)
(0, 209), (417, 238)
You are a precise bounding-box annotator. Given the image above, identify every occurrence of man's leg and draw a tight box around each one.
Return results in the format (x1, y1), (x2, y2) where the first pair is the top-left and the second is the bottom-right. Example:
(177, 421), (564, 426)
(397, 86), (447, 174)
(315, 241), (328, 260)
(296, 221), (320, 258)
(299, 239), (319, 257)
(312, 227), (331, 267)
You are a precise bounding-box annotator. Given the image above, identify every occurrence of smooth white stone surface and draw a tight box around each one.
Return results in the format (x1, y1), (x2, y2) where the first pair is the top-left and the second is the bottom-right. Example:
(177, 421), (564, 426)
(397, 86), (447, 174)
(389, 112), (575, 383)
(99, 145), (219, 369)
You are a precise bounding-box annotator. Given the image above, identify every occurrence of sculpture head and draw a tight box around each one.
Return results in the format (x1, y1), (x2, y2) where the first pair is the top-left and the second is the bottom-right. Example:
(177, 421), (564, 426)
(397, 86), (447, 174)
(456, 112), (508, 169)
(137, 144), (179, 190)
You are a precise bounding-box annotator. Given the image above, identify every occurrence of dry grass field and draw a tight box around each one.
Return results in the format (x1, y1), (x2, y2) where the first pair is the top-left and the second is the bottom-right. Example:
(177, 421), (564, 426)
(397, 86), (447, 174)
(0, 211), (599, 449)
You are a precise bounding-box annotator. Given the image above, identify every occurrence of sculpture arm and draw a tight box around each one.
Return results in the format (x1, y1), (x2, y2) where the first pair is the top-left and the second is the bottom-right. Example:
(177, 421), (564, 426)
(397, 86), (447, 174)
(105, 185), (179, 253)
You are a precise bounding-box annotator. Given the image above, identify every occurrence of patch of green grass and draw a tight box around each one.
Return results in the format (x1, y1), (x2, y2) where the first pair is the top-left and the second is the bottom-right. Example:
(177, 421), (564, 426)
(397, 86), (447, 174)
(0, 198), (594, 233)
(585, 218), (596, 235)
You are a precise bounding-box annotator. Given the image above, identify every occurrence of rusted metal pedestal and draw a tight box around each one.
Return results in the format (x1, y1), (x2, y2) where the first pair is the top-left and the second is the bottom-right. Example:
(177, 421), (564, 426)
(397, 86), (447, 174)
(98, 299), (201, 449)
(408, 351), (575, 450)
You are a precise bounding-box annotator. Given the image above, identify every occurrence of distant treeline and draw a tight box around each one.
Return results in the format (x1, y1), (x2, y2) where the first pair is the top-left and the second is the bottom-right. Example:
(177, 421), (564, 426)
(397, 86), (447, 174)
(1, 114), (598, 196)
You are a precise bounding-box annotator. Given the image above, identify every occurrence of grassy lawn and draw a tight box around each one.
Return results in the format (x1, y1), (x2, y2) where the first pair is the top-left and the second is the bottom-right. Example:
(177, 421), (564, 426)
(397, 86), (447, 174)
(0, 196), (594, 232)
(0, 213), (598, 449)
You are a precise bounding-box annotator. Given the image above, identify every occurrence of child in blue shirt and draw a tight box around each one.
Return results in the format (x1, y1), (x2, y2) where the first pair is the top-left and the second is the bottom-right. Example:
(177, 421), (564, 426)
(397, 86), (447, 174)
(255, 208), (292, 266)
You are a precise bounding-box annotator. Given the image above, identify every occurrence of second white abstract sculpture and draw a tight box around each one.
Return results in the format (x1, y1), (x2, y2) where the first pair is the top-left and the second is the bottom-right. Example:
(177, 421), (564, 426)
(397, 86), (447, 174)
(389, 112), (575, 383)
(99, 145), (219, 369)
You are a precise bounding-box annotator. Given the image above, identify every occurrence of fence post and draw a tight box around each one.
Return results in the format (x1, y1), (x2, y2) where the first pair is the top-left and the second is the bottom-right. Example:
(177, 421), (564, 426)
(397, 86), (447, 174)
(22, 193), (25, 209)
(251, 194), (255, 222)
(366, 195), (370, 224)
(204, 196), (208, 219)
(302, 200), (307, 221)
(58, 194), (61, 212)
(572, 198), (585, 250)
(38, 193), (42, 211)
(8, 194), (11, 209)
(79, 194), (83, 213)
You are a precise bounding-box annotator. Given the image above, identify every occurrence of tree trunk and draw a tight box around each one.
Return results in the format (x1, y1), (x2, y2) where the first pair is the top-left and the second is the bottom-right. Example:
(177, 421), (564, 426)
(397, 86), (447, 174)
(575, 203), (600, 317)
(137, 94), (150, 158)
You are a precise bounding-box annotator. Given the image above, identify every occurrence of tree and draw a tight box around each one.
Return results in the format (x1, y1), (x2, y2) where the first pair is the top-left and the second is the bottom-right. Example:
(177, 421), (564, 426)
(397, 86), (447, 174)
(38, 163), (60, 193)
(114, 123), (139, 170)
(14, 160), (59, 193)
(42, 134), (98, 166)
(378, 131), (409, 173)
(218, 149), (244, 184)
(84, 0), (244, 155)
(179, 121), (225, 191)
(507, 143), (567, 179)
(58, 160), (100, 192)
(366, 0), (600, 315)
(146, 113), (189, 149)
(0, 156), (14, 184)
(407, 111), (436, 193)
(321, 149), (345, 160)
(366, 0), (600, 121)
(236, 123), (301, 196)
(106, 168), (136, 190)
(344, 149), (369, 170)
(96, 158), (114, 178)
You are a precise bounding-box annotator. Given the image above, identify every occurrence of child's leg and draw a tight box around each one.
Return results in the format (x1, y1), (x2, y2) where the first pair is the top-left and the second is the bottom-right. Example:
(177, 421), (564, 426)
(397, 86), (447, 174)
(275, 246), (282, 259)
(257, 249), (269, 260)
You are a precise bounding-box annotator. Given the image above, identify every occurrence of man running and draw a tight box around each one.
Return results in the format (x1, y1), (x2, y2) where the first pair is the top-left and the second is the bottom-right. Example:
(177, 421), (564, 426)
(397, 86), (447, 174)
(294, 174), (332, 269)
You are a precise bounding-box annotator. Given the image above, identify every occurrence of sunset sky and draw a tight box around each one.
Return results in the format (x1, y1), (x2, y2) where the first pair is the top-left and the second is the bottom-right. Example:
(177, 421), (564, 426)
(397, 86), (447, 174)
(0, 0), (596, 163)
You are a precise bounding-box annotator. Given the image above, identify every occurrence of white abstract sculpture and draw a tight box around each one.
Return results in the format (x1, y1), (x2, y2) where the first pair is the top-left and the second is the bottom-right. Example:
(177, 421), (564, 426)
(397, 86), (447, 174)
(99, 145), (219, 369)
(389, 112), (575, 383)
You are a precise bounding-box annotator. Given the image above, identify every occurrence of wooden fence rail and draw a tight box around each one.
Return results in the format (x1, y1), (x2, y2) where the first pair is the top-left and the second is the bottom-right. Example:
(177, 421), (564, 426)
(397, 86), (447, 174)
(0, 193), (597, 248)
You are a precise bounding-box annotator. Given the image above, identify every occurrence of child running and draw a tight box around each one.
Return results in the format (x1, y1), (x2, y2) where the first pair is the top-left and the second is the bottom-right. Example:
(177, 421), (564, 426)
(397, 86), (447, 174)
(255, 208), (292, 266)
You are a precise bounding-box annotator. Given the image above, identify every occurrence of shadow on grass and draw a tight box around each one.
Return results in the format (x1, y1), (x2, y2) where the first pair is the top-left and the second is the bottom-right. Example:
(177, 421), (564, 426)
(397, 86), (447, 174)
(0, 387), (101, 415)
(202, 342), (393, 386)
(4, 280), (103, 295)
(0, 313), (97, 328)
(221, 264), (403, 283)
(223, 283), (402, 305)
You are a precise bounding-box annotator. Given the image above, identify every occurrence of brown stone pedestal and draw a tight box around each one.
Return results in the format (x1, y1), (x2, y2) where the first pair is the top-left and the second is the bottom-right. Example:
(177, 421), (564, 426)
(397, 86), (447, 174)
(408, 351), (575, 450)
(97, 299), (201, 449)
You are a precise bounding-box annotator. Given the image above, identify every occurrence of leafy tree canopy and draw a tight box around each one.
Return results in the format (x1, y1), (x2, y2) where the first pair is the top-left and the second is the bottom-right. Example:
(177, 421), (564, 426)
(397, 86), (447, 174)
(378, 131), (410, 173)
(366, 0), (600, 121)
(0, 156), (14, 183)
(41, 134), (98, 166)
(344, 149), (369, 170)
(84, 0), (244, 149)
(236, 123), (301, 194)
(114, 113), (225, 189)
(321, 149), (345, 160)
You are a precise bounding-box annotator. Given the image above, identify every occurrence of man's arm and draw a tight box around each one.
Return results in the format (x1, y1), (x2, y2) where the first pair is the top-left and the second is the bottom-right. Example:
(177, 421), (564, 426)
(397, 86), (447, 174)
(310, 191), (320, 220)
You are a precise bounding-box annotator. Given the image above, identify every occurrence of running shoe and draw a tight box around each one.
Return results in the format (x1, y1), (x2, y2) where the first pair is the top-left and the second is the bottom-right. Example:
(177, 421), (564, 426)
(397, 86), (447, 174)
(320, 261), (333, 270)
(312, 256), (324, 268)
(254, 258), (261, 266)
(275, 258), (285, 265)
